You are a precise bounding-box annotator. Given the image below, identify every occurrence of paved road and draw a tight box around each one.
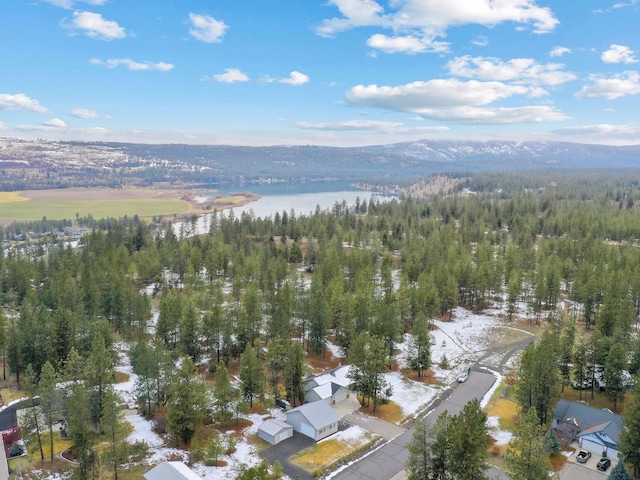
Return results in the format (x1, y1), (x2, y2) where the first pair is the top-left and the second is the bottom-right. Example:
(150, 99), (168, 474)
(331, 370), (496, 480)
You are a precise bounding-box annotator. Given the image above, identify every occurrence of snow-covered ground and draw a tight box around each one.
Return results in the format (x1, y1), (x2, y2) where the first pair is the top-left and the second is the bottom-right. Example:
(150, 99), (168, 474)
(385, 371), (439, 421)
(487, 416), (513, 446)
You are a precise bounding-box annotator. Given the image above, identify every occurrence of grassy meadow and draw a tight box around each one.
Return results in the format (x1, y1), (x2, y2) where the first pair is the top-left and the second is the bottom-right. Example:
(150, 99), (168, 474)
(0, 189), (191, 222)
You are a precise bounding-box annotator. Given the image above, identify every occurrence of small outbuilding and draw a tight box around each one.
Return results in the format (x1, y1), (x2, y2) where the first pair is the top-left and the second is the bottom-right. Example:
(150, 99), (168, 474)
(257, 419), (294, 445)
(144, 461), (202, 480)
(286, 401), (340, 441)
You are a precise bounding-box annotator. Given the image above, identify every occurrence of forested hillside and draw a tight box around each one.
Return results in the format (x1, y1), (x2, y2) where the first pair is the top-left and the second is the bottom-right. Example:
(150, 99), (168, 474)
(1, 170), (640, 478)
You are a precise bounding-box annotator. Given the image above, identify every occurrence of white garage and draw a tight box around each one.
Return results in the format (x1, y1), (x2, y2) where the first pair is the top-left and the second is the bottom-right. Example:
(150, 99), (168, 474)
(258, 419), (294, 445)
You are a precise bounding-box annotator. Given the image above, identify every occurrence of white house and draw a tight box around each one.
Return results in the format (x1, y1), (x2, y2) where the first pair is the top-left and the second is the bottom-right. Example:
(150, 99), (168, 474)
(285, 401), (340, 441)
(144, 461), (202, 480)
(304, 365), (352, 405)
(258, 419), (294, 445)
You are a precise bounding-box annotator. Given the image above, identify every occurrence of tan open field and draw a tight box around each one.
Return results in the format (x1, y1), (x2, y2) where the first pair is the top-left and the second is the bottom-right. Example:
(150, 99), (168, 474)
(0, 187), (260, 223)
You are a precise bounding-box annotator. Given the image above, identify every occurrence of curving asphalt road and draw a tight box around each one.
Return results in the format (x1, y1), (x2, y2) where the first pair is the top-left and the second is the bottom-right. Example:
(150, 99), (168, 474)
(330, 369), (497, 480)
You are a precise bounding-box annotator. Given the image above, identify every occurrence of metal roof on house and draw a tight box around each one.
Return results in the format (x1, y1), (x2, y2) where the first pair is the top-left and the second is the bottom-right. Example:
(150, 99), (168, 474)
(554, 400), (622, 442)
(258, 419), (293, 437)
(287, 401), (340, 430)
(144, 461), (202, 480)
(306, 365), (352, 390)
(579, 420), (621, 446)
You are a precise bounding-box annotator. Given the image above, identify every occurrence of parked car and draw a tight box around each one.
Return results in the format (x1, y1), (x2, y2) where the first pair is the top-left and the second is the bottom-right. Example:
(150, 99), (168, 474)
(457, 367), (471, 383)
(576, 450), (591, 463)
(596, 458), (611, 471)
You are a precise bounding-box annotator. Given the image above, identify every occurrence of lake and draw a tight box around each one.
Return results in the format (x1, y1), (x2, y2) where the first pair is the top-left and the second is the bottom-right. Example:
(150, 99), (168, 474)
(177, 181), (395, 236)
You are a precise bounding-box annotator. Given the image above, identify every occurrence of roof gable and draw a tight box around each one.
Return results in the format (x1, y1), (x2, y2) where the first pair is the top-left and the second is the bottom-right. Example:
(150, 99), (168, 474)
(259, 419), (293, 436)
(554, 400), (621, 432)
(144, 461), (202, 480)
(287, 401), (340, 430)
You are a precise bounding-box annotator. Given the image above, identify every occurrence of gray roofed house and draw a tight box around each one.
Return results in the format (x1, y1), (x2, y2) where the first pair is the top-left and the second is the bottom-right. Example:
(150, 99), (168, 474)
(144, 461), (202, 480)
(304, 365), (352, 405)
(258, 418), (294, 445)
(553, 399), (623, 459)
(285, 401), (340, 441)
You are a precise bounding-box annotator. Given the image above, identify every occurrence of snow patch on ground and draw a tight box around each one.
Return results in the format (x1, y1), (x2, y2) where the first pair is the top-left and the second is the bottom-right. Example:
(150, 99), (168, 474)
(487, 416), (513, 446)
(326, 339), (344, 360)
(114, 343), (138, 409)
(385, 371), (439, 421)
(125, 412), (164, 447)
(319, 425), (372, 446)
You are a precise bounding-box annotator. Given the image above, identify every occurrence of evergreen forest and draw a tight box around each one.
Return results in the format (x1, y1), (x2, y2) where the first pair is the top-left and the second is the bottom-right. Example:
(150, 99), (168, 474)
(2, 170), (640, 479)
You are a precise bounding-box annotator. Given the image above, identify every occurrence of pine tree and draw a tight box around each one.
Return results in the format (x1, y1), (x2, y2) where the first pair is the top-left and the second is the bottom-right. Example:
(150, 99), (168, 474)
(448, 399), (489, 480)
(239, 344), (265, 408)
(619, 381), (640, 477)
(407, 314), (431, 378)
(213, 363), (233, 425)
(39, 360), (59, 462)
(20, 364), (44, 461)
(608, 459), (632, 480)
(505, 407), (552, 480)
(166, 357), (208, 446)
(407, 419), (431, 480)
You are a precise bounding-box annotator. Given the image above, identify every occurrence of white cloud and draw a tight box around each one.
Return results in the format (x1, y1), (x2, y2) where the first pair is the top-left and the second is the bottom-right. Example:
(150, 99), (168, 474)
(575, 71), (640, 99)
(602, 44), (638, 64)
(296, 119), (449, 134)
(347, 79), (530, 110)
(317, 0), (558, 53)
(472, 36), (489, 47)
(264, 71), (310, 86)
(65, 11), (126, 40)
(550, 46), (571, 57)
(345, 79), (568, 123)
(188, 13), (228, 43)
(90, 58), (174, 71)
(207, 68), (249, 83)
(0, 93), (48, 113)
(551, 124), (640, 136)
(446, 55), (576, 85)
(366, 33), (449, 54)
(0, 122), (6, 130)
(43, 0), (108, 8)
(43, 118), (67, 128)
(297, 119), (403, 131)
(70, 107), (100, 118)
(612, 0), (638, 8)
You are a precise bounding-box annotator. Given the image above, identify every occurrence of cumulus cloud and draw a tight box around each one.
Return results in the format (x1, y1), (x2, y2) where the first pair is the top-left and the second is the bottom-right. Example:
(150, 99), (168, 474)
(0, 122), (6, 130)
(345, 79), (568, 123)
(317, 0), (558, 53)
(602, 44), (638, 64)
(263, 71), (310, 86)
(70, 107), (100, 118)
(188, 13), (228, 43)
(366, 33), (449, 54)
(550, 46), (571, 57)
(90, 58), (174, 71)
(64, 11), (126, 40)
(43, 118), (67, 128)
(446, 55), (576, 85)
(0, 93), (48, 113)
(43, 0), (107, 8)
(575, 71), (640, 99)
(206, 68), (249, 83)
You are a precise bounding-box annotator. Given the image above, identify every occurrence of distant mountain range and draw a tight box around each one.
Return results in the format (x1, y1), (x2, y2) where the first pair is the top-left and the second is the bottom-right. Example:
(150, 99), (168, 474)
(1, 137), (639, 187)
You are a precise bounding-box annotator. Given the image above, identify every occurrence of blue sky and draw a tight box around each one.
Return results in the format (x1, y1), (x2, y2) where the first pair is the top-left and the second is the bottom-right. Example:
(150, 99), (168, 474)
(1, 0), (639, 146)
